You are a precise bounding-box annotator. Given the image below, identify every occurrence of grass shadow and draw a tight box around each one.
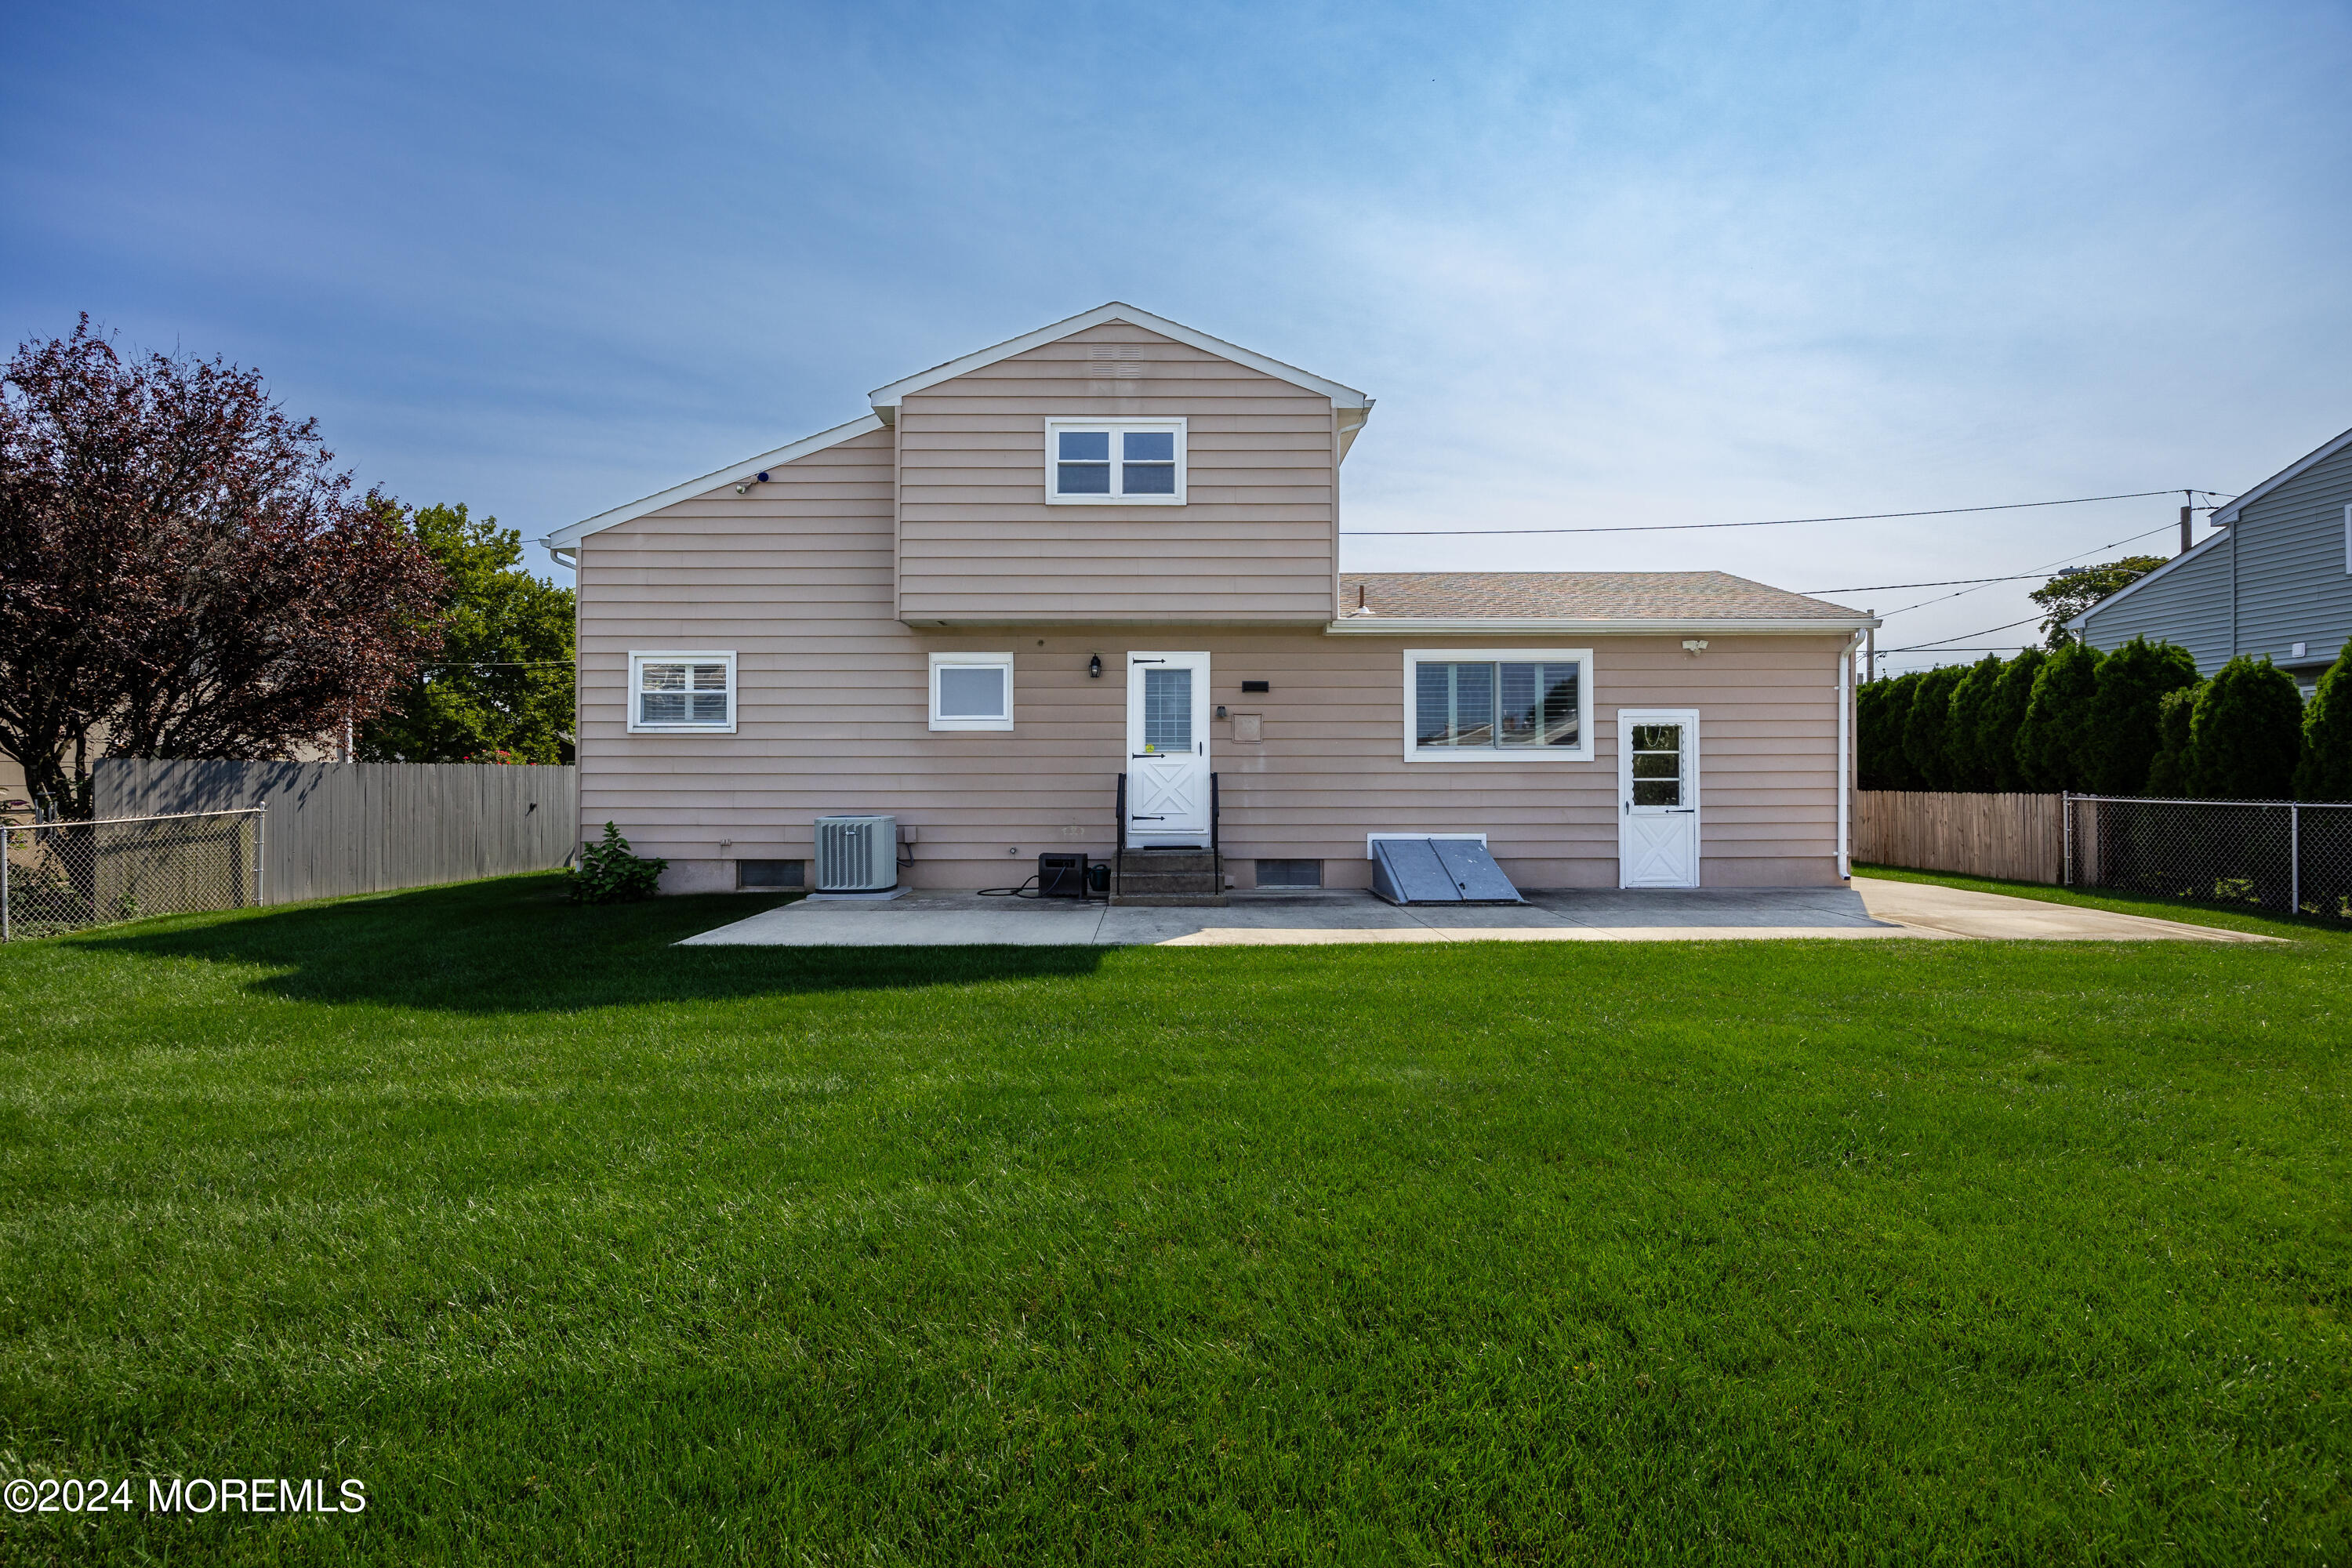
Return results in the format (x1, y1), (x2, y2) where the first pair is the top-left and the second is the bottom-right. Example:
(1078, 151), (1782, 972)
(53, 873), (1111, 1014)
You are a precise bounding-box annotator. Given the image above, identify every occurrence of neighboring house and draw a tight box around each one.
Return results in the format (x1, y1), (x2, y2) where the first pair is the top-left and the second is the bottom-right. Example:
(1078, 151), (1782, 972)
(2072, 423), (2352, 692)
(545, 304), (1875, 896)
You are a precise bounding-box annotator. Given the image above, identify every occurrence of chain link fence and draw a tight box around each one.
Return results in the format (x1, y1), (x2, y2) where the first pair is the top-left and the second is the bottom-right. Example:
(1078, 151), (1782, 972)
(1, 810), (263, 942)
(2066, 795), (2352, 921)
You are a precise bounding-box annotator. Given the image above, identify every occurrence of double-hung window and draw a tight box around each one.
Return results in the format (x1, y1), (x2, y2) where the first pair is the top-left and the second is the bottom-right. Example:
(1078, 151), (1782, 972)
(1045, 419), (1185, 504)
(629, 651), (736, 733)
(929, 652), (1014, 731)
(1402, 649), (1592, 761)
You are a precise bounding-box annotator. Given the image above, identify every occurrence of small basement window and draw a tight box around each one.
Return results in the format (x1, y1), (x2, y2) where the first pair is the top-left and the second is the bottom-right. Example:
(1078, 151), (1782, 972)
(1045, 420), (1186, 504)
(630, 651), (735, 732)
(1403, 648), (1593, 762)
(737, 859), (804, 890)
(929, 652), (1014, 731)
(1256, 858), (1323, 888)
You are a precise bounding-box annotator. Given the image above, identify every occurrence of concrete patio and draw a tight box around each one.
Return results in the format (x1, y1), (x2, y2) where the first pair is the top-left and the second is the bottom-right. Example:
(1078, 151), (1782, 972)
(680, 877), (2276, 947)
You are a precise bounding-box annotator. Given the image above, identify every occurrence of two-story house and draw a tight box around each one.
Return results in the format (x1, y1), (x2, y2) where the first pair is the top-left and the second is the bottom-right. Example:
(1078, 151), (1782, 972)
(545, 304), (1875, 898)
(2071, 423), (2352, 694)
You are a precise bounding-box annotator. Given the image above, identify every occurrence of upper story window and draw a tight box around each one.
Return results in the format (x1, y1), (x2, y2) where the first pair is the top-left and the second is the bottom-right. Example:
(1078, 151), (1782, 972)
(1402, 649), (1593, 762)
(630, 651), (736, 733)
(1046, 419), (1186, 505)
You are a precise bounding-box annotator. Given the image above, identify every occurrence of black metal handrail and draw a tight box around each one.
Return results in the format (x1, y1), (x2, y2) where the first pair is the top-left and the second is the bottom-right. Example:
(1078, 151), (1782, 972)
(1210, 772), (1221, 890)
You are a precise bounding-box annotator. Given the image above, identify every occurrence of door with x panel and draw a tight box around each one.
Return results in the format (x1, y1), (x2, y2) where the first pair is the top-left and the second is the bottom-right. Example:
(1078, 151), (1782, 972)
(1618, 710), (1700, 887)
(1125, 652), (1211, 846)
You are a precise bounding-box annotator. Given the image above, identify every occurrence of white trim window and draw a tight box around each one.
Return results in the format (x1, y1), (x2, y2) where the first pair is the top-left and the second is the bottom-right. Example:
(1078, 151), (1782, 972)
(1402, 648), (1594, 762)
(929, 652), (1014, 731)
(628, 651), (736, 733)
(1044, 419), (1186, 505)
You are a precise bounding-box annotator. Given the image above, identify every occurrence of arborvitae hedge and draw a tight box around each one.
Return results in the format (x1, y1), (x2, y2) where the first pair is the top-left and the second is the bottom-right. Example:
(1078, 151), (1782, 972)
(2189, 656), (2305, 800)
(2083, 637), (2201, 796)
(1857, 674), (1921, 790)
(1901, 665), (1970, 791)
(2145, 686), (2198, 797)
(1980, 649), (2045, 793)
(2294, 646), (2352, 802)
(2015, 642), (2103, 791)
(1944, 655), (2006, 792)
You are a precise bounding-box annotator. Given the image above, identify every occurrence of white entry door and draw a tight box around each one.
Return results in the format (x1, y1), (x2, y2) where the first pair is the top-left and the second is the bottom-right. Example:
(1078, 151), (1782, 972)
(1126, 652), (1211, 845)
(1618, 710), (1700, 888)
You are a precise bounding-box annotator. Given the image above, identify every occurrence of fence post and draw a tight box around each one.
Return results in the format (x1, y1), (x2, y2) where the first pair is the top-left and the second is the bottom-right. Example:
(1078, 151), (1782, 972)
(2290, 802), (2299, 916)
(256, 804), (267, 908)
(2062, 792), (2073, 887)
(2, 823), (10, 942)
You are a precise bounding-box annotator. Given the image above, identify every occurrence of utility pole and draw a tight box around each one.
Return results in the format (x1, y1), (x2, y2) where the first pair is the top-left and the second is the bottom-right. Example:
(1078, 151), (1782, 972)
(2180, 493), (2193, 557)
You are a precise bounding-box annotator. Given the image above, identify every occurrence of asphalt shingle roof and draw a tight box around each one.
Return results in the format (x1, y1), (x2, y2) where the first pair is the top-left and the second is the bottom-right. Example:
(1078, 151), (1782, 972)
(1335, 572), (1861, 622)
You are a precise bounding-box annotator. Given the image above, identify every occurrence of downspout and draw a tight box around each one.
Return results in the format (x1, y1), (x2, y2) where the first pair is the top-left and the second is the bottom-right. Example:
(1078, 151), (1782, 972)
(1838, 633), (1857, 880)
(2228, 521), (2239, 661)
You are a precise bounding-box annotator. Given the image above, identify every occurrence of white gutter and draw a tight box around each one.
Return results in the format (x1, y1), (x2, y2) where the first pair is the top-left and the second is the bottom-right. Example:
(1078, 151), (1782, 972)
(1324, 615), (1878, 636)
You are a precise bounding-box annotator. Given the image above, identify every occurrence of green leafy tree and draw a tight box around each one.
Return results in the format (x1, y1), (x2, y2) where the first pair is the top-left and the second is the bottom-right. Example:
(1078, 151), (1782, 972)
(1900, 665), (1970, 790)
(1943, 655), (2007, 791)
(1979, 648), (2045, 792)
(2187, 656), (2303, 800)
(2295, 645), (2352, 802)
(2083, 637), (2200, 795)
(1857, 673), (1925, 789)
(2145, 685), (2199, 797)
(359, 503), (575, 763)
(2014, 641), (2103, 791)
(2030, 555), (2167, 649)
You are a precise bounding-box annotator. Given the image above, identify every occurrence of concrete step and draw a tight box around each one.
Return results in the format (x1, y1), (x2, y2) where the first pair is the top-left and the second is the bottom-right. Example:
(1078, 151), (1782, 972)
(1123, 851), (1218, 873)
(1116, 873), (1225, 896)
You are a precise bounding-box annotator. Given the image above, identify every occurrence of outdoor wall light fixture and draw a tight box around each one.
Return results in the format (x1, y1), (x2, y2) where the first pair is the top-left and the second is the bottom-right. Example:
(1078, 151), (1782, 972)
(731, 470), (772, 496)
(1088, 655), (1102, 678)
(1682, 640), (1710, 655)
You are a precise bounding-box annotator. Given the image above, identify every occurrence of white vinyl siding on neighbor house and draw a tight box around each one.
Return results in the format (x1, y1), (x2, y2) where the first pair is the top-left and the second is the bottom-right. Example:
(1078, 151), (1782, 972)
(1403, 649), (1594, 762)
(928, 652), (1014, 731)
(1046, 420), (1185, 503)
(628, 651), (735, 732)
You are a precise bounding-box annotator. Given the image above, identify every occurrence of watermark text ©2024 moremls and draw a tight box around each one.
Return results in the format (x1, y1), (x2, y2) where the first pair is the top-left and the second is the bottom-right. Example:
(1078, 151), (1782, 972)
(6, 1475), (367, 1515)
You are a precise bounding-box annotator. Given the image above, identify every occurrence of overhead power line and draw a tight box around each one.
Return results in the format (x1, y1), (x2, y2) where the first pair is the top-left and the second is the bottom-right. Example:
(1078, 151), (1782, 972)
(1874, 520), (2180, 619)
(1882, 615), (2043, 652)
(1339, 488), (2230, 538)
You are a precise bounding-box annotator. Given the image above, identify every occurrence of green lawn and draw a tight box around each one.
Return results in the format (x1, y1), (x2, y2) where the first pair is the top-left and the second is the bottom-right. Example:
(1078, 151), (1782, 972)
(1, 876), (2347, 1564)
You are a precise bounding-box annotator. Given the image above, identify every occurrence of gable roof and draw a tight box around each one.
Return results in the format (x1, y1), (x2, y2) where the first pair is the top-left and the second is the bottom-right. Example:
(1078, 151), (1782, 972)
(867, 303), (1373, 414)
(1329, 572), (1876, 634)
(541, 414), (884, 550)
(2063, 529), (2227, 631)
(2209, 422), (2352, 525)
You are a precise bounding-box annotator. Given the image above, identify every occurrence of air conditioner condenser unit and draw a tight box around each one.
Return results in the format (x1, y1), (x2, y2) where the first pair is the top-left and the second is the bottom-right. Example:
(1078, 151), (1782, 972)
(812, 815), (898, 892)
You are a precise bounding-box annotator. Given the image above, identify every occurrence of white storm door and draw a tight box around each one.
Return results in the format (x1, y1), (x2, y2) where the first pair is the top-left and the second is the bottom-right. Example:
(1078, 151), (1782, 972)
(1125, 652), (1211, 845)
(1618, 710), (1700, 888)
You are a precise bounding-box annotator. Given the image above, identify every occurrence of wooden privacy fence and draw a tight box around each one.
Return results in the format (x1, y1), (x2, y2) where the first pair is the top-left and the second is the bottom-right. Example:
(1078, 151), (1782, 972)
(93, 760), (577, 905)
(1854, 790), (2065, 884)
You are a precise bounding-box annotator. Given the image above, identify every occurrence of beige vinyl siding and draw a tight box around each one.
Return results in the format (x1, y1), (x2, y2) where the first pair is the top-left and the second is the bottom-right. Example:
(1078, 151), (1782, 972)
(579, 434), (1844, 890)
(895, 322), (1338, 625)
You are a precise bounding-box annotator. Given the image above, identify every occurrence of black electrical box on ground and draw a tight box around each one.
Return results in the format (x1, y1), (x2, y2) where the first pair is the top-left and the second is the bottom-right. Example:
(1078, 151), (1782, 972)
(1037, 852), (1088, 898)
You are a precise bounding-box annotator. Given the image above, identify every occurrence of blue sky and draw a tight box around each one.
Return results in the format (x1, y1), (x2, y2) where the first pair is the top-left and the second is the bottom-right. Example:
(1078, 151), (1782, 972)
(7, 0), (2348, 666)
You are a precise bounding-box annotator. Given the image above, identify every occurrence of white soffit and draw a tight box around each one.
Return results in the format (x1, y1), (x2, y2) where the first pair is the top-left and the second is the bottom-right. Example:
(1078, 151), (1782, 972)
(867, 303), (1374, 415)
(1324, 615), (1879, 635)
(542, 414), (885, 550)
